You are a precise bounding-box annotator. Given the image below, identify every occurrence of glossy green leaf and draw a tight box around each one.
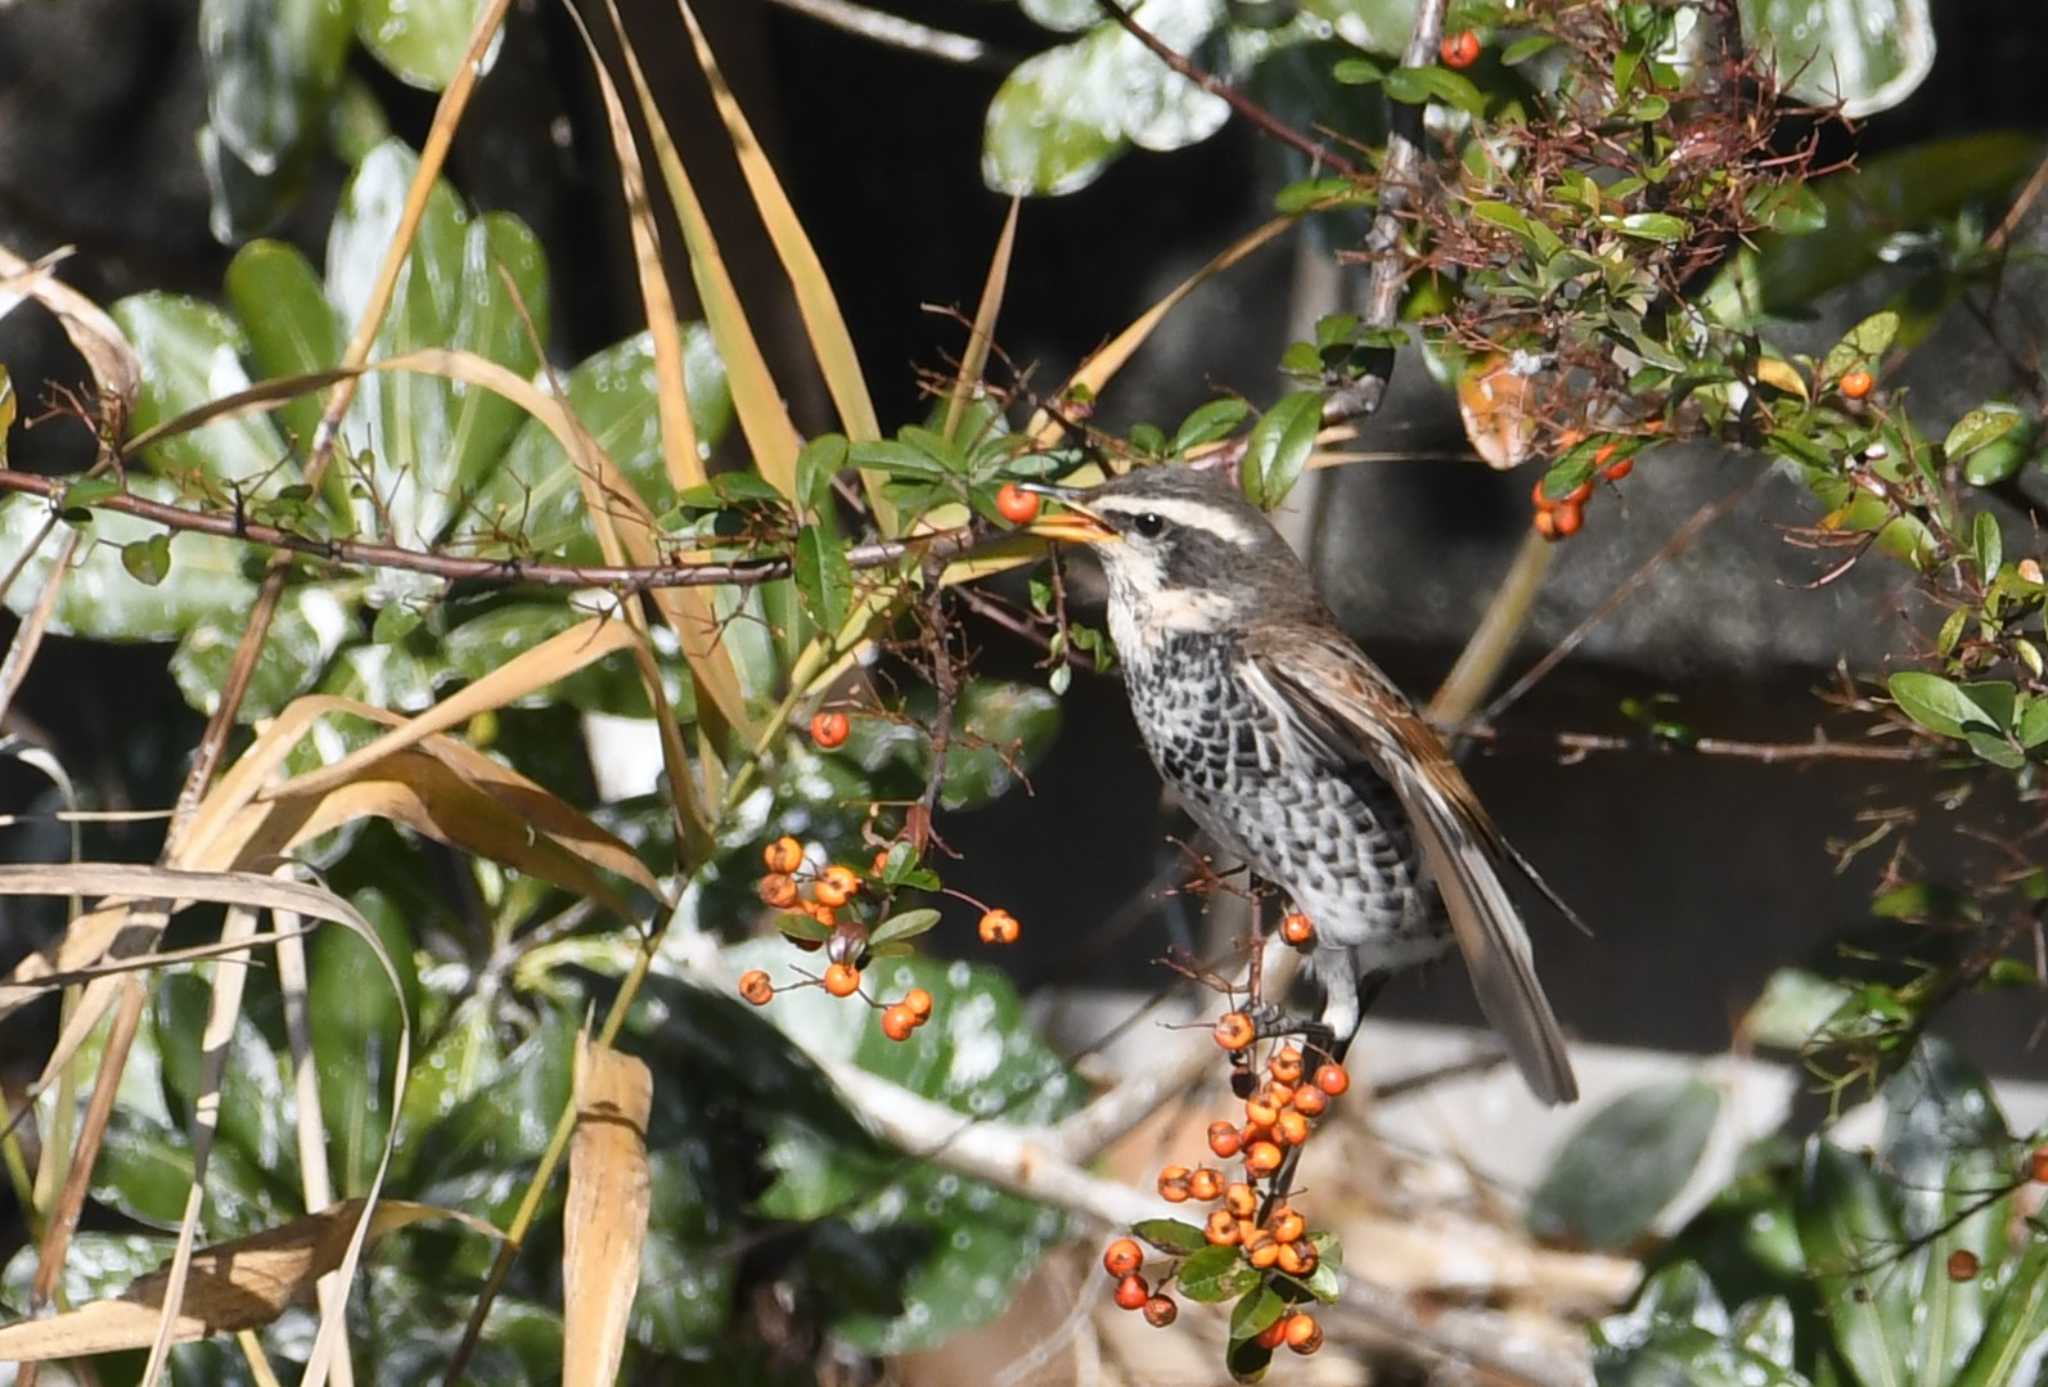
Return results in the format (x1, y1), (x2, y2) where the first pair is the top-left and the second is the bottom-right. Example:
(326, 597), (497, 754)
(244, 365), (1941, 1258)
(467, 328), (731, 562)
(1798, 1139), (1912, 1387)
(170, 583), (357, 722)
(982, 0), (1228, 196)
(1737, 0), (1932, 117)
(310, 887), (418, 1196)
(1133, 1217), (1209, 1255)
(1172, 398), (1251, 453)
(868, 908), (941, 948)
(447, 212), (551, 494)
(1887, 671), (2000, 738)
(1241, 389), (1322, 509)
(113, 292), (296, 492)
(1972, 511), (2002, 582)
(1230, 1283), (1287, 1340)
(121, 534), (174, 586)
(794, 523), (853, 634)
(1177, 1243), (1261, 1302)
(941, 679), (1063, 810)
(356, 0), (496, 90)
(1944, 407), (2023, 470)
(200, 0), (352, 231)
(1605, 212), (1689, 243)
(225, 238), (347, 466)
(1502, 34), (1557, 65)
(1529, 1079), (1721, 1250)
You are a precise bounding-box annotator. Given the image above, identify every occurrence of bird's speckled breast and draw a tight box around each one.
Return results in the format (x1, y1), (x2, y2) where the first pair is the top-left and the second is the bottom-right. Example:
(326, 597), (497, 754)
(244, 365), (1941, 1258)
(1121, 629), (1447, 970)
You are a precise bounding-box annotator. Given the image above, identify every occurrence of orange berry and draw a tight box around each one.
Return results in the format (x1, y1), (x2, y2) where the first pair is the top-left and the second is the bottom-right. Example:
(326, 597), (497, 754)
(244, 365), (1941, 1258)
(1256, 1316), (1289, 1350)
(1264, 1081), (1295, 1108)
(995, 482), (1042, 525)
(1269, 1046), (1305, 1084)
(1246, 1094), (1282, 1128)
(1554, 501), (1584, 537)
(763, 835), (803, 875)
(2031, 1145), (2048, 1183)
(1530, 477), (1557, 511)
(1280, 911), (1314, 946)
(1188, 1167), (1223, 1201)
(1840, 368), (1875, 399)
(1224, 1182), (1258, 1219)
(1158, 1164), (1192, 1202)
(1275, 1110), (1312, 1147)
(1142, 1294), (1177, 1328)
(1208, 1120), (1243, 1159)
(1312, 1062), (1349, 1096)
(1285, 1312), (1324, 1354)
(1247, 1234), (1281, 1270)
(1214, 1011), (1255, 1052)
(1440, 29), (1480, 68)
(881, 1004), (918, 1041)
(814, 864), (861, 908)
(1292, 1085), (1328, 1117)
(1948, 1249), (1980, 1282)
(1205, 1209), (1242, 1245)
(1602, 453), (1636, 482)
(1114, 1273), (1149, 1311)
(1103, 1237), (1143, 1278)
(1591, 441), (1618, 468)
(871, 848), (894, 876)
(809, 710), (850, 749)
(738, 969), (773, 1006)
(903, 987), (934, 1021)
(978, 909), (1020, 945)
(1241, 1123), (1270, 1150)
(1276, 1241), (1310, 1276)
(1563, 478), (1594, 506)
(823, 961), (860, 997)
(1270, 1209), (1306, 1244)
(758, 873), (799, 908)
(1246, 1140), (1284, 1175)
(803, 902), (837, 928)
(1534, 506), (1560, 540)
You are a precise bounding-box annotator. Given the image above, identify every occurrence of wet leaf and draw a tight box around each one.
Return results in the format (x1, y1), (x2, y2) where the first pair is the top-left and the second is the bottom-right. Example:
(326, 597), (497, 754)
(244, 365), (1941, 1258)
(1241, 389), (1322, 509)
(310, 888), (419, 1196)
(1738, 0), (1932, 117)
(356, 0), (497, 90)
(1945, 407), (2023, 470)
(113, 292), (295, 492)
(225, 239), (347, 469)
(1529, 1079), (1721, 1250)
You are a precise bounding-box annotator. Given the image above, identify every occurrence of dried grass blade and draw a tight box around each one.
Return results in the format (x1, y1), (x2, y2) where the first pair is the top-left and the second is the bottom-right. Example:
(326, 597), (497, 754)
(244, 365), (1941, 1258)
(0, 243), (140, 413)
(600, 0), (803, 499)
(1025, 214), (1298, 446)
(942, 197), (1020, 445)
(562, 1036), (652, 1387)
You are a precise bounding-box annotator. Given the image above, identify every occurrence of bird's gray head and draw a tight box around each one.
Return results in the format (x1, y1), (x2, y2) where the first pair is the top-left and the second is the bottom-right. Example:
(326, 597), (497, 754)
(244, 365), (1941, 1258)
(1028, 466), (1319, 634)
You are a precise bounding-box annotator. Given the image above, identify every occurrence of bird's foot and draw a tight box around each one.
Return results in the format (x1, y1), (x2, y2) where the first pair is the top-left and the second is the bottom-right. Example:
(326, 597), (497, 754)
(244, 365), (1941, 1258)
(1243, 1003), (1339, 1067)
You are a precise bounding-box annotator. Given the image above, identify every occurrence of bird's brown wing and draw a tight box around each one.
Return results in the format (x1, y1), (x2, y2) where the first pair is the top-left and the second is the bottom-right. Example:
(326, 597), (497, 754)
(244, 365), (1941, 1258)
(1239, 624), (1578, 1104)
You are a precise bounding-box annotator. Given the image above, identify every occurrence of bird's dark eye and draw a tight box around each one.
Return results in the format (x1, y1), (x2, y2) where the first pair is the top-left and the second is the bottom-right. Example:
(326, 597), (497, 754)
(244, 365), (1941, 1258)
(1131, 513), (1166, 538)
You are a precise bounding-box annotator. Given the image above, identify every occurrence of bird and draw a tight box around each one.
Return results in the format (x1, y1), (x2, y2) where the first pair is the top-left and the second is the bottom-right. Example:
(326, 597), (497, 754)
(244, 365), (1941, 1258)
(1028, 464), (1578, 1104)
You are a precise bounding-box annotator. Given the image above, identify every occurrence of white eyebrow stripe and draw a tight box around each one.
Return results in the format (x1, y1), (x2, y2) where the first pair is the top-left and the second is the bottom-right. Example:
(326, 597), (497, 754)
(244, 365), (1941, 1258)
(1094, 495), (1259, 547)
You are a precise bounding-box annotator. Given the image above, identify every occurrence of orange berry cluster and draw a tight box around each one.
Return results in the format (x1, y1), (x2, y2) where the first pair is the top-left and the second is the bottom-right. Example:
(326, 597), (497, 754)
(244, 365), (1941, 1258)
(1102, 1237), (1179, 1326)
(1531, 441), (1634, 542)
(1198, 1042), (1348, 1173)
(744, 835), (940, 1042)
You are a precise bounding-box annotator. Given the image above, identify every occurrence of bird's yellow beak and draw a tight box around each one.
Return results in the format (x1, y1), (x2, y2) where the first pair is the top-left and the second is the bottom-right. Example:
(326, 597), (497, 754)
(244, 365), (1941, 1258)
(1025, 496), (1117, 545)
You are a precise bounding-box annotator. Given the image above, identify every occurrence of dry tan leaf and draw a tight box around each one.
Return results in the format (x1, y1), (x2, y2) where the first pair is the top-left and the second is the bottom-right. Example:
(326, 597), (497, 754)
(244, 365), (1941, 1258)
(0, 1200), (477, 1361)
(1025, 215), (1297, 447)
(1754, 355), (1810, 400)
(0, 243), (140, 414)
(942, 197), (1020, 447)
(562, 1036), (653, 1387)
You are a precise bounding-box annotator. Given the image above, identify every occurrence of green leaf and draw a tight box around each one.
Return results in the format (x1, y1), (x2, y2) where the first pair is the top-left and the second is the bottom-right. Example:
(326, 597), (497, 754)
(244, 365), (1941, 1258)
(1604, 212), (1689, 243)
(796, 433), (850, 517)
(199, 0), (353, 227)
(793, 524), (854, 634)
(1965, 729), (2023, 769)
(1241, 389), (1322, 510)
(441, 600), (662, 718)
(1133, 1217), (1209, 1255)
(1798, 1138), (1913, 1387)
(466, 328), (731, 562)
(1887, 671), (2001, 738)
(1332, 55), (1385, 84)
(1747, 180), (1829, 235)
(982, 5), (1228, 196)
(121, 534), (174, 587)
(1528, 1079), (1721, 1250)
(446, 212), (551, 495)
(1737, 0), (1933, 117)
(1501, 34), (1557, 65)
(1230, 1284), (1288, 1341)
(1951, 1240), (2048, 1387)
(1972, 511), (2002, 581)
(309, 888), (418, 1197)
(225, 239), (347, 471)
(937, 679), (1063, 811)
(868, 908), (941, 948)
(1173, 398), (1251, 453)
(356, 0), (494, 90)
(113, 292), (296, 493)
(1177, 1243), (1261, 1302)
(2014, 697), (2048, 749)
(1944, 407), (2024, 469)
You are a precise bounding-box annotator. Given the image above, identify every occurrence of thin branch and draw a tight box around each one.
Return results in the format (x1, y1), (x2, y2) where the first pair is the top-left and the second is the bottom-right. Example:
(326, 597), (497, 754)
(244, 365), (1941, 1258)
(0, 470), (977, 591)
(1457, 722), (1932, 765)
(767, 0), (1004, 69)
(1092, 0), (1362, 178)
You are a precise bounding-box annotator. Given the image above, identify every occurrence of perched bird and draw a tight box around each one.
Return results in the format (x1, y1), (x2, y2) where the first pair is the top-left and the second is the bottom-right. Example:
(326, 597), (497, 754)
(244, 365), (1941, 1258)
(1030, 465), (1578, 1104)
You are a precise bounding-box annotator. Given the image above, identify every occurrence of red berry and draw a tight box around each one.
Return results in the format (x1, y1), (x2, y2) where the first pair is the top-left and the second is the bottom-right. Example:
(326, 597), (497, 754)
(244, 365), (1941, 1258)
(1280, 911), (1314, 946)
(1948, 1249), (1980, 1282)
(1142, 1294), (1177, 1327)
(1114, 1274), (1149, 1310)
(1530, 477), (1557, 512)
(809, 710), (850, 749)
(1553, 501), (1584, 537)
(1313, 1063), (1350, 1096)
(1533, 507), (1560, 540)
(1602, 453), (1636, 482)
(1292, 1084), (1328, 1117)
(2031, 1145), (2048, 1183)
(1440, 29), (1480, 68)
(1256, 1316), (1289, 1349)
(1187, 1167), (1223, 1201)
(995, 482), (1042, 525)
(1103, 1237), (1143, 1278)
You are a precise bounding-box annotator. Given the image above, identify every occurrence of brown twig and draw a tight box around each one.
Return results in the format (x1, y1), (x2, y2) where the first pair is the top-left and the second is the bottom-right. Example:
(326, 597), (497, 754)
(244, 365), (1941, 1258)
(1091, 0), (1362, 178)
(0, 469), (978, 591)
(1457, 721), (1932, 765)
